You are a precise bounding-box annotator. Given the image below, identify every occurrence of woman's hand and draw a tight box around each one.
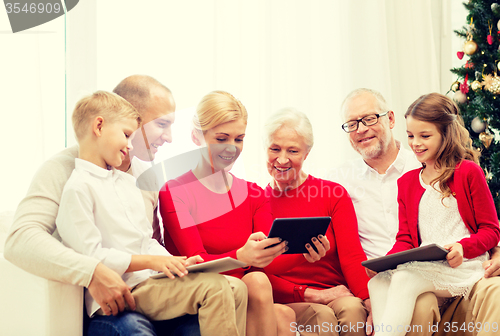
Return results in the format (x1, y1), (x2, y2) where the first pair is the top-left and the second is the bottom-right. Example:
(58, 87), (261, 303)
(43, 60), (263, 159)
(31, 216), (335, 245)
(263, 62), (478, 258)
(303, 234), (330, 263)
(304, 285), (353, 304)
(365, 267), (377, 279)
(444, 243), (464, 268)
(236, 232), (288, 268)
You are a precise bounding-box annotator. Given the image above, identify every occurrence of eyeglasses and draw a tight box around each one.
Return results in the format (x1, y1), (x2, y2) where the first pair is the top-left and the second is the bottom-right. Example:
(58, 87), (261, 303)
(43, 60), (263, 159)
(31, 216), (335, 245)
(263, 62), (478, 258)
(341, 111), (389, 133)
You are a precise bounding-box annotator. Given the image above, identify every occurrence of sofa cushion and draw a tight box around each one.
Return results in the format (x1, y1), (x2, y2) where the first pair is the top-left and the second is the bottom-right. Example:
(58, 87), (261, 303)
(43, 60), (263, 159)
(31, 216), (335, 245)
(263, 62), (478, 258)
(0, 211), (14, 254)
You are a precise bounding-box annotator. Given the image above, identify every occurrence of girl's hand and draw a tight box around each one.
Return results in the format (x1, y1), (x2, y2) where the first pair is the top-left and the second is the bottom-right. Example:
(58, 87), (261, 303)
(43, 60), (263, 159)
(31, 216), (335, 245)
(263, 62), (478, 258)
(444, 243), (464, 268)
(365, 267), (378, 279)
(303, 234), (330, 263)
(149, 255), (188, 279)
(185, 255), (204, 267)
(236, 232), (288, 268)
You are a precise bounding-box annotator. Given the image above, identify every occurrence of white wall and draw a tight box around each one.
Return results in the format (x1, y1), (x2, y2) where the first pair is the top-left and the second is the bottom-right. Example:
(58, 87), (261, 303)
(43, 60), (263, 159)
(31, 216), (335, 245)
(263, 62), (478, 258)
(65, 0), (448, 185)
(1, 0), (470, 212)
(0, 9), (65, 213)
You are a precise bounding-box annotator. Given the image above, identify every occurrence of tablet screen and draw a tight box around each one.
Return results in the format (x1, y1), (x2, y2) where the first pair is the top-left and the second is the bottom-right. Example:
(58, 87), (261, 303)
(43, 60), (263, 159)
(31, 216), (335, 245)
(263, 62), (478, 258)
(266, 217), (331, 254)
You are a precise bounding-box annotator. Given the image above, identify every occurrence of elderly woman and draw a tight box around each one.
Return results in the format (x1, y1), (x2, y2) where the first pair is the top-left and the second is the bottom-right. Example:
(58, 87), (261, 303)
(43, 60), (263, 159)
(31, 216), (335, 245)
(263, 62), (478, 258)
(160, 91), (330, 336)
(263, 108), (373, 336)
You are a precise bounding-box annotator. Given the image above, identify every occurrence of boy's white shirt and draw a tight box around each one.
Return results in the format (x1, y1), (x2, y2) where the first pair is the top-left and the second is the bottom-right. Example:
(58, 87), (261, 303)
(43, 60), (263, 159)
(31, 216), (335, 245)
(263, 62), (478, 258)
(56, 158), (171, 317)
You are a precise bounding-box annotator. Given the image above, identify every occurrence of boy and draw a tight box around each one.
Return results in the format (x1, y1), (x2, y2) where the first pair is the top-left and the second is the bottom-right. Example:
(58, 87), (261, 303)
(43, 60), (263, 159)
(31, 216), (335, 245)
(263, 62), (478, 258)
(56, 91), (246, 336)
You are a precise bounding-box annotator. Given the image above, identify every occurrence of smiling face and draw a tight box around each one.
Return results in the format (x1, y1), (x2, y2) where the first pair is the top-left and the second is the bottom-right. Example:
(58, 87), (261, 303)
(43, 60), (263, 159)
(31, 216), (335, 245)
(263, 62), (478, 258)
(130, 89), (176, 162)
(406, 116), (442, 169)
(98, 118), (139, 169)
(195, 118), (246, 172)
(344, 93), (394, 161)
(267, 126), (309, 188)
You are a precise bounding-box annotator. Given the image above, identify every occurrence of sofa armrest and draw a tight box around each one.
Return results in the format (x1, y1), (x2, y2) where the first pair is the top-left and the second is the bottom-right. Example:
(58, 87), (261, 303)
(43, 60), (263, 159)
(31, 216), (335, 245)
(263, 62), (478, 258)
(0, 253), (83, 336)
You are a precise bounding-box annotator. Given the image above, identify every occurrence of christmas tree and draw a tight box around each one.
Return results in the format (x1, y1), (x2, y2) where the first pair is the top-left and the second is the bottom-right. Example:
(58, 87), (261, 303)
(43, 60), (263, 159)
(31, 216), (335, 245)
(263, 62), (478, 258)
(451, 0), (500, 214)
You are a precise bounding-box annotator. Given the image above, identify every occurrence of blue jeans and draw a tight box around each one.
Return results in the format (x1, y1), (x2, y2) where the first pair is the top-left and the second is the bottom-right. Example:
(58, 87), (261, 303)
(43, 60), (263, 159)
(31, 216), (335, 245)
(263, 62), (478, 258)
(85, 311), (200, 336)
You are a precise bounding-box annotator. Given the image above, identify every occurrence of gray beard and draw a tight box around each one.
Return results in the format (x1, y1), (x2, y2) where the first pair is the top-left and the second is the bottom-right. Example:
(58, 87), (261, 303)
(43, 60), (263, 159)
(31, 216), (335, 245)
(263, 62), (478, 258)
(356, 136), (389, 161)
(358, 143), (383, 160)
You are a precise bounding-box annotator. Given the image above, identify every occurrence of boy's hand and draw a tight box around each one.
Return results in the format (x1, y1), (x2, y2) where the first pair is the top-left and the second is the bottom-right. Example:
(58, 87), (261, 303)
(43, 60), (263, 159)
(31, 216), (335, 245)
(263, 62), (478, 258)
(185, 255), (204, 266)
(149, 256), (188, 279)
(444, 243), (464, 268)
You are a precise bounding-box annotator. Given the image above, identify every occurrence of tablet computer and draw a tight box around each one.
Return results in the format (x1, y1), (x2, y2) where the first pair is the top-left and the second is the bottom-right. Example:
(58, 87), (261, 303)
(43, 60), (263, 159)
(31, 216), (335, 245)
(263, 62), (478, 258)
(266, 217), (331, 254)
(150, 257), (246, 279)
(361, 244), (449, 273)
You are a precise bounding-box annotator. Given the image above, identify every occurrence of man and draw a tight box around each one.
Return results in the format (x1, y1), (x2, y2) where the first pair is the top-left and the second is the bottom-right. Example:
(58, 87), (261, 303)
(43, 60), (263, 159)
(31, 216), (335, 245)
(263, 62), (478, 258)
(4, 75), (201, 336)
(329, 88), (500, 336)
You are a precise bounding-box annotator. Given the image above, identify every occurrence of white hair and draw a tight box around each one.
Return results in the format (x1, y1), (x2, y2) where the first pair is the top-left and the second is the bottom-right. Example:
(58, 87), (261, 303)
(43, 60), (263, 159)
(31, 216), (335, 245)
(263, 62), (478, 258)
(340, 88), (389, 121)
(264, 107), (314, 151)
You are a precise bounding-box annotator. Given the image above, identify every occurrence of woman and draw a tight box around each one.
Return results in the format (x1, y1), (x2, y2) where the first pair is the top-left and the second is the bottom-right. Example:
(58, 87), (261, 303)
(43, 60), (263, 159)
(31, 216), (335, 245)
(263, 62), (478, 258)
(160, 91), (328, 336)
(263, 107), (373, 336)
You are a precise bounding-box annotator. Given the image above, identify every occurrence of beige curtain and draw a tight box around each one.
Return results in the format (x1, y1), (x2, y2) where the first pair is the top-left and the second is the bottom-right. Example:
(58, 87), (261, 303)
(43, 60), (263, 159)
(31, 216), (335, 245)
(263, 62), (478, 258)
(66, 0), (450, 187)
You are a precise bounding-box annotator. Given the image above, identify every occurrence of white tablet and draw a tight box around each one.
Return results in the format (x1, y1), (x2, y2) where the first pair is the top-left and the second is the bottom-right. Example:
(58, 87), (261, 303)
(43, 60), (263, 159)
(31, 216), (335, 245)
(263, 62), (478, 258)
(150, 257), (247, 279)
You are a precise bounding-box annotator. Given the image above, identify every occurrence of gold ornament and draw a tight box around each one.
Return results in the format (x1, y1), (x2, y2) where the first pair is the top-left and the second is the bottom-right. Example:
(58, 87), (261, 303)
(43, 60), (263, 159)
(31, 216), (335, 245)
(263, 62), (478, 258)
(479, 132), (494, 149)
(471, 80), (482, 91)
(497, 61), (500, 71)
(451, 81), (460, 92)
(483, 74), (500, 94)
(483, 74), (493, 89)
(464, 40), (478, 55)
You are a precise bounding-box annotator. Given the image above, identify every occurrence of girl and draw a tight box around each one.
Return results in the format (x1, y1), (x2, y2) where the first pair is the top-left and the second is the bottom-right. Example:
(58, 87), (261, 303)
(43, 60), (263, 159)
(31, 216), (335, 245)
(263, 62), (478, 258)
(159, 91), (328, 336)
(367, 93), (500, 336)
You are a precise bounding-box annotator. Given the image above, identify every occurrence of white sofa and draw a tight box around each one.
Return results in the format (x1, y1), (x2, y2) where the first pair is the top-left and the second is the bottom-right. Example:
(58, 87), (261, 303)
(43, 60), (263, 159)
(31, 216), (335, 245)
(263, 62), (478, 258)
(0, 212), (301, 336)
(0, 211), (84, 336)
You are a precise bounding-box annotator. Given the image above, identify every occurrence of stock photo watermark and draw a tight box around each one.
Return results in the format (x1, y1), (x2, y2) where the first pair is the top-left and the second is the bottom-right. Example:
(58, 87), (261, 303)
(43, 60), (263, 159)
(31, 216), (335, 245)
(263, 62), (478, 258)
(290, 321), (499, 334)
(3, 0), (79, 33)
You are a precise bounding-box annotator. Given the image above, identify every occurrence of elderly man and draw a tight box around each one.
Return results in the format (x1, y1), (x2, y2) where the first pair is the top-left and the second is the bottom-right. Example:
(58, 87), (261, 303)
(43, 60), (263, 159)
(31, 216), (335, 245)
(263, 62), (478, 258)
(329, 88), (500, 336)
(4, 75), (200, 336)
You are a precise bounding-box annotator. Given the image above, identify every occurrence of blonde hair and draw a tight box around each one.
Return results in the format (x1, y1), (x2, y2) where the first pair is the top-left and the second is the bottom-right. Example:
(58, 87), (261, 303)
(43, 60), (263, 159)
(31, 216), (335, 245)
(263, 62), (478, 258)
(405, 92), (479, 199)
(193, 91), (248, 132)
(264, 107), (314, 151)
(72, 90), (141, 141)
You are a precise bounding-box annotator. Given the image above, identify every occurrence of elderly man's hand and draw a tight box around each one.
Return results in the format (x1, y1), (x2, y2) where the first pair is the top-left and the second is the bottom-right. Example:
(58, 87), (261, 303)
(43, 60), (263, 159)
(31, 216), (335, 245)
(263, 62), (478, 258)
(88, 263), (136, 316)
(484, 246), (500, 278)
(303, 234), (330, 263)
(364, 298), (374, 336)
